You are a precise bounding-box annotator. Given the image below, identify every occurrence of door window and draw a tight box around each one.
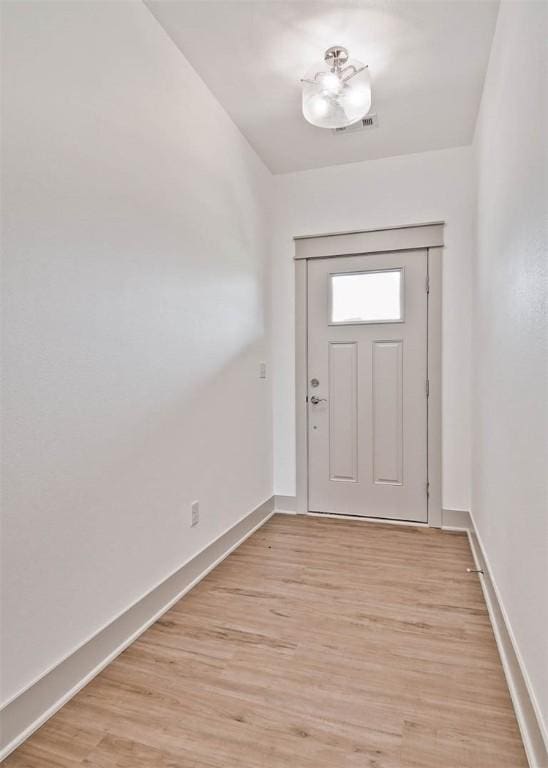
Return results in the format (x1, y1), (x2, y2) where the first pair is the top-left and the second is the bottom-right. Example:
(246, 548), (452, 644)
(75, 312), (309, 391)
(329, 268), (403, 324)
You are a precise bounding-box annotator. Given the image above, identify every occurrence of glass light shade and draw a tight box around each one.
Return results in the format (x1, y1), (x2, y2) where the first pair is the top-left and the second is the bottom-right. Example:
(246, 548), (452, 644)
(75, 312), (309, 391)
(302, 56), (371, 129)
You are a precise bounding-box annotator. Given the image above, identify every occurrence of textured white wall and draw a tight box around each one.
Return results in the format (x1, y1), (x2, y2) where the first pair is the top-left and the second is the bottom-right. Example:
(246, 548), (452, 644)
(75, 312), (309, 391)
(472, 0), (548, 739)
(0, 1), (272, 705)
(272, 147), (475, 511)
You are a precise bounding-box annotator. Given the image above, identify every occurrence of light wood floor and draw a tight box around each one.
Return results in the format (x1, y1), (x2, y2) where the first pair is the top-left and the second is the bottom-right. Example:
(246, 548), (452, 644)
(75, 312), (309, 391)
(5, 514), (527, 767)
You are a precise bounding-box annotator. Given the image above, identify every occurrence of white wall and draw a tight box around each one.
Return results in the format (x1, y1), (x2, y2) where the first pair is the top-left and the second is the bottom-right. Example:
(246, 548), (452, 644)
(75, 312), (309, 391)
(272, 146), (475, 511)
(472, 0), (548, 741)
(0, 0), (272, 706)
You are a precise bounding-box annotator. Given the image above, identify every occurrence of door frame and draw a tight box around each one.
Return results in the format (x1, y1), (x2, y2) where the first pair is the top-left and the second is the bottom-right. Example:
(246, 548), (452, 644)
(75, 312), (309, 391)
(294, 223), (443, 527)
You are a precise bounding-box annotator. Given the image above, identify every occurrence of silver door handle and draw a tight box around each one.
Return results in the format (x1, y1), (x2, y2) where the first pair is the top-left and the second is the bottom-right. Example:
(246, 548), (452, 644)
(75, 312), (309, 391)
(310, 396), (327, 405)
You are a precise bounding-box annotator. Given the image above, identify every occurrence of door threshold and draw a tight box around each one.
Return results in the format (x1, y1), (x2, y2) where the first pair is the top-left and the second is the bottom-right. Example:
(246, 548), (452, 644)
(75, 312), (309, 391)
(305, 510), (428, 527)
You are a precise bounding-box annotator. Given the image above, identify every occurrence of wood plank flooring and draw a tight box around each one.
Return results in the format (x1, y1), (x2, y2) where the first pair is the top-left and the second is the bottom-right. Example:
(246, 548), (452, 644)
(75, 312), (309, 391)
(5, 514), (527, 767)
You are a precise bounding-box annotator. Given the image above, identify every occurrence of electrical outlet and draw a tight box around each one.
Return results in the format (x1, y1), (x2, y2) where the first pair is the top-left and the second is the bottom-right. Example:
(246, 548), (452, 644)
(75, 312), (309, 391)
(259, 362), (267, 379)
(191, 500), (199, 527)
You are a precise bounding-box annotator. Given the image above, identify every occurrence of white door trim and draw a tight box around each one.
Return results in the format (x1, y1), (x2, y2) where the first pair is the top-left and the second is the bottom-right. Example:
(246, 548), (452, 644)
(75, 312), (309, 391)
(294, 222), (444, 260)
(294, 224), (443, 527)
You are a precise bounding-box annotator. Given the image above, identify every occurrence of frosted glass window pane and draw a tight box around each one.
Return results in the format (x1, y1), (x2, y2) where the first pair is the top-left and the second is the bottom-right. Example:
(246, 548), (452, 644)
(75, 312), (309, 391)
(330, 270), (402, 324)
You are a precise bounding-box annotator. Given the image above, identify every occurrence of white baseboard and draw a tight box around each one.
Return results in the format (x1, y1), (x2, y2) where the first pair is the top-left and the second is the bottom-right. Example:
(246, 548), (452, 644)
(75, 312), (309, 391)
(0, 497), (275, 761)
(274, 494), (297, 512)
(442, 507), (472, 530)
(467, 514), (548, 768)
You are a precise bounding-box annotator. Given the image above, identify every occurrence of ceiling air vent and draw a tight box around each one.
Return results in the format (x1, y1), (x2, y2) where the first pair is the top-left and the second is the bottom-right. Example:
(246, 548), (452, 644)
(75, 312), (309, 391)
(332, 113), (378, 135)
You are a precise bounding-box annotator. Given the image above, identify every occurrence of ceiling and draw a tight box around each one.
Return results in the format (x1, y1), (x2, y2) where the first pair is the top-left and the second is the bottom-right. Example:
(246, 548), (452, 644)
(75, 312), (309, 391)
(147, 1), (499, 174)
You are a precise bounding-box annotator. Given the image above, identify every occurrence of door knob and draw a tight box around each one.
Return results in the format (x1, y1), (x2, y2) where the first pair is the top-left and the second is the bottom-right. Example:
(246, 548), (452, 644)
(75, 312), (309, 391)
(310, 395), (327, 405)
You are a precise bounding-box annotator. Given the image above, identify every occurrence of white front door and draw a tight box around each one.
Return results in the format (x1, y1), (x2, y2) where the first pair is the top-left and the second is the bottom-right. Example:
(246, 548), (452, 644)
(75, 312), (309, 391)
(307, 250), (428, 522)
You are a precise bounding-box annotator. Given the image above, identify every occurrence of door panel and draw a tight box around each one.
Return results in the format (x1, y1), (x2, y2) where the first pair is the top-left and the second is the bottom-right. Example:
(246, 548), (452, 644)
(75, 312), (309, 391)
(307, 250), (428, 522)
(328, 342), (358, 482)
(372, 340), (403, 485)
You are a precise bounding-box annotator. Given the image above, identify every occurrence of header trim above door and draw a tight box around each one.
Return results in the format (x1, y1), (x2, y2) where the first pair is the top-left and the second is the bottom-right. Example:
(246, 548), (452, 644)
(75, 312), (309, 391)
(294, 222), (444, 260)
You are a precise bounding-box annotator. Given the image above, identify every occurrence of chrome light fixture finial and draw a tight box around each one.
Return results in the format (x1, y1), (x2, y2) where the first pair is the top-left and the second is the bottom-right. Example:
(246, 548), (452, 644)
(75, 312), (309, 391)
(324, 45), (349, 69)
(301, 45), (372, 129)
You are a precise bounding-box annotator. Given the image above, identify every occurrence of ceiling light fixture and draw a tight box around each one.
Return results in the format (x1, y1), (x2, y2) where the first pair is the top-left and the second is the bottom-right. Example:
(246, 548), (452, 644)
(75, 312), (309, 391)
(301, 46), (372, 129)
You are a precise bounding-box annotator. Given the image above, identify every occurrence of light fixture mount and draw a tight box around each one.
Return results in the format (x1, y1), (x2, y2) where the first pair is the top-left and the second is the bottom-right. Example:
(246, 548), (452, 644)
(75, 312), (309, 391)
(301, 45), (372, 130)
(324, 45), (349, 69)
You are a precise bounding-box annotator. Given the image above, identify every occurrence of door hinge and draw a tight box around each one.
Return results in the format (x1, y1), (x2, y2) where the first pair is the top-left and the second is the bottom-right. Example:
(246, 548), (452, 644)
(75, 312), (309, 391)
(426, 275), (430, 294)
(426, 379), (430, 397)
(426, 481), (430, 498)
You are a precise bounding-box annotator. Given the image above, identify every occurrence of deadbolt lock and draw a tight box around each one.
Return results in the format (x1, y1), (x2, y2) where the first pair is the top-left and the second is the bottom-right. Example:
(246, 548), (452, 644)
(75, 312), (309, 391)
(310, 378), (320, 388)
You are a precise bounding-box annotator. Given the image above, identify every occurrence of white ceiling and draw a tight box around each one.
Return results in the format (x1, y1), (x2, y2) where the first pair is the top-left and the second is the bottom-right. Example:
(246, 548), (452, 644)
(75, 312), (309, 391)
(147, 0), (499, 174)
